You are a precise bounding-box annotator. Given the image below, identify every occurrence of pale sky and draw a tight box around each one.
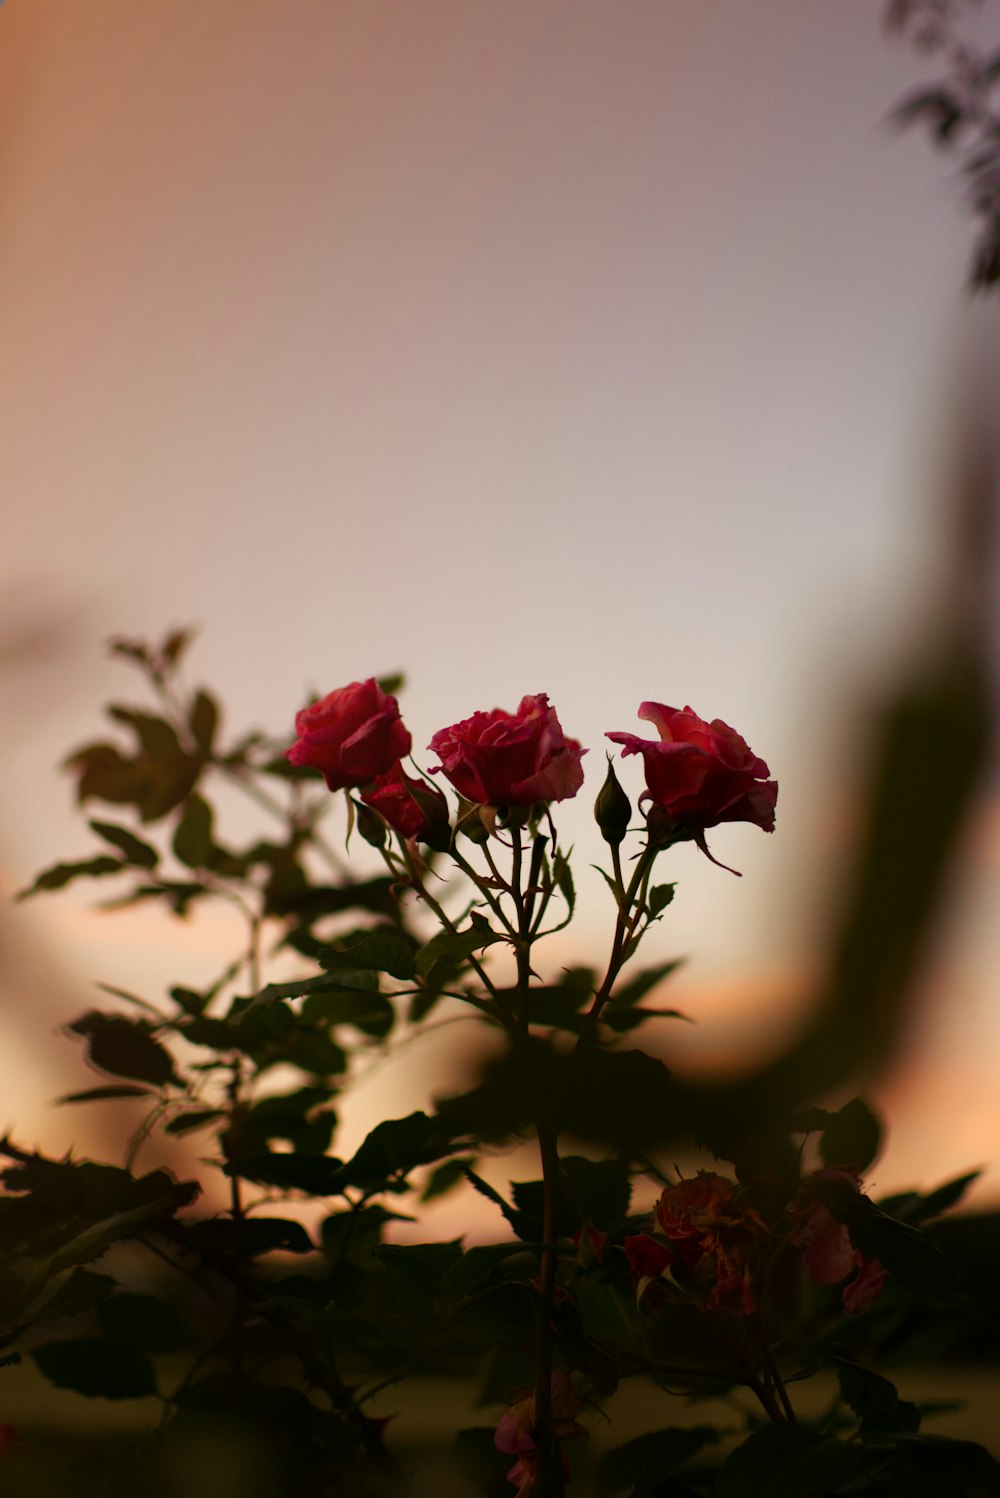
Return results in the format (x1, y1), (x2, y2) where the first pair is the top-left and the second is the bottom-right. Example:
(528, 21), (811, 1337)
(1, 0), (998, 1208)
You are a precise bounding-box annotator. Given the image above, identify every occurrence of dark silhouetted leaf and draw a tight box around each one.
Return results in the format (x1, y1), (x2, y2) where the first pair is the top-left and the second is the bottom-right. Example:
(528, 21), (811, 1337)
(717, 1423), (867, 1497)
(163, 1109), (225, 1136)
(32, 1268), (117, 1321)
(186, 1217), (313, 1258)
(31, 1337), (156, 1399)
(301, 989), (394, 1037)
(835, 1357), (920, 1435)
(322, 927), (416, 981)
(98, 1293), (186, 1352)
(819, 1097), (884, 1172)
(58, 1085), (151, 1105)
(596, 1427), (718, 1498)
(68, 1012), (177, 1087)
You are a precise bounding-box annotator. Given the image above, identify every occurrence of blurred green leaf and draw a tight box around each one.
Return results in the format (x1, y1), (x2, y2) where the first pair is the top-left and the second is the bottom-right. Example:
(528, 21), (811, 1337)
(88, 821), (158, 869)
(189, 689), (219, 757)
(172, 794), (213, 869)
(18, 856), (123, 898)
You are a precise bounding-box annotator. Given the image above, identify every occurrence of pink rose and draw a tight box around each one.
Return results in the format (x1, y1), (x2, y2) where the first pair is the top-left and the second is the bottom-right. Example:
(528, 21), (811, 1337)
(606, 703), (777, 833)
(286, 679), (411, 792)
(361, 763), (450, 846)
(429, 694), (586, 808)
(494, 1372), (586, 1491)
(793, 1169), (887, 1314)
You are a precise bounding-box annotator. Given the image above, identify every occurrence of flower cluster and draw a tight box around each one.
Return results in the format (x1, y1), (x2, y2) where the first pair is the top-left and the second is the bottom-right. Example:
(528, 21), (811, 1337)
(623, 1167), (886, 1319)
(286, 682), (777, 856)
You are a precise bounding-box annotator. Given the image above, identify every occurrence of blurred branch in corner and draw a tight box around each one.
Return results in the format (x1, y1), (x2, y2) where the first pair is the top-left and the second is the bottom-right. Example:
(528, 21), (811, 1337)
(678, 388), (997, 1161)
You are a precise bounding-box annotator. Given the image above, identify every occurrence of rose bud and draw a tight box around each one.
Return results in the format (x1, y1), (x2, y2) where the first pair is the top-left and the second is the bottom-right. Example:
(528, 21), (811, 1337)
(286, 679), (411, 791)
(594, 756), (632, 845)
(361, 763), (451, 850)
(429, 694), (586, 810)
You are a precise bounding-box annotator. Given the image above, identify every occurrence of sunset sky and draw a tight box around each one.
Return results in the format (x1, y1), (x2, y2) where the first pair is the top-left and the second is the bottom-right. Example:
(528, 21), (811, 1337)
(1, 0), (998, 1208)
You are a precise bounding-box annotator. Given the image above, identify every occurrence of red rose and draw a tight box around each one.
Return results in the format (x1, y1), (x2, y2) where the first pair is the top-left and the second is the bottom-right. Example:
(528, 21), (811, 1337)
(286, 679), (411, 791)
(606, 703), (777, 833)
(428, 694), (586, 807)
(361, 763), (450, 846)
(655, 1171), (734, 1263)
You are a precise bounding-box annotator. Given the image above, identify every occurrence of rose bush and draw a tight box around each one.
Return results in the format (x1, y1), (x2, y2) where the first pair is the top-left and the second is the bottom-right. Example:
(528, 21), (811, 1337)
(607, 702), (777, 833)
(285, 678), (411, 790)
(429, 692), (586, 808)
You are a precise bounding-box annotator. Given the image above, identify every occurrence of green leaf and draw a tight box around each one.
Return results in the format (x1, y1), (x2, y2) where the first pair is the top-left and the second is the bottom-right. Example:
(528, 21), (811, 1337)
(596, 1427), (718, 1498)
(163, 1109), (225, 1136)
(372, 1241), (463, 1297)
(420, 1157), (476, 1203)
(908, 1170), (981, 1224)
(376, 672), (405, 697)
(58, 1085), (152, 1105)
(88, 821), (159, 869)
(553, 850), (575, 915)
(106, 706), (181, 760)
(322, 927), (416, 981)
(301, 989), (395, 1037)
(172, 794), (213, 869)
(98, 1293), (186, 1352)
(189, 690), (219, 757)
(185, 1217), (313, 1258)
(717, 1423), (867, 1498)
(647, 882), (676, 917)
(602, 1005), (690, 1033)
(31, 1268), (117, 1321)
(415, 925), (504, 980)
(561, 1155), (632, 1227)
(835, 1357), (920, 1435)
(68, 1012), (177, 1087)
(440, 1242), (542, 1300)
(612, 959), (684, 1008)
(229, 1152), (345, 1195)
(18, 856), (123, 898)
(819, 1097), (884, 1172)
(31, 1337), (157, 1399)
(340, 1111), (456, 1189)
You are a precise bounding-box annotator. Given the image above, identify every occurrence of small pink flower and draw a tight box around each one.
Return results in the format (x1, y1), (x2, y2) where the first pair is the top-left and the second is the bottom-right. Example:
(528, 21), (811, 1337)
(494, 1372), (587, 1489)
(429, 694), (586, 808)
(794, 1169), (887, 1314)
(286, 679), (411, 791)
(842, 1254), (886, 1312)
(607, 703), (777, 834)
